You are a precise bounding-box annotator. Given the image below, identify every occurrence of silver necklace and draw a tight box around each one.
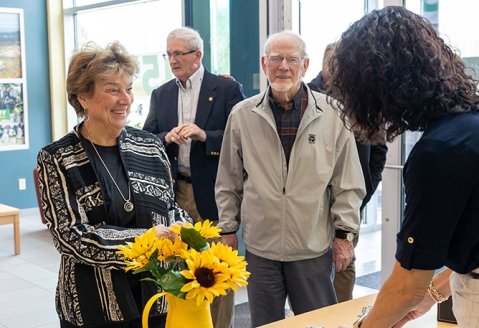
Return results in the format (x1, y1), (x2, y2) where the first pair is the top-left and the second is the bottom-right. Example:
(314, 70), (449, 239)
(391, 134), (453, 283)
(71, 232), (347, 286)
(89, 140), (134, 212)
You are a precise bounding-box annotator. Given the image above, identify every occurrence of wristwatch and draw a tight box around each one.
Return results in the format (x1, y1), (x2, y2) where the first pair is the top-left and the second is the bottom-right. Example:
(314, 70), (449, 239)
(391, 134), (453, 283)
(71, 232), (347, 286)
(335, 229), (355, 241)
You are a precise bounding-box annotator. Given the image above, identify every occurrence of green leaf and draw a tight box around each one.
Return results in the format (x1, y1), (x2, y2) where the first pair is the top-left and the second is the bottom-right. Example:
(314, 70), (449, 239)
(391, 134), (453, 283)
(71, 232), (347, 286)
(140, 277), (162, 286)
(132, 266), (150, 274)
(159, 271), (189, 295)
(180, 227), (209, 251)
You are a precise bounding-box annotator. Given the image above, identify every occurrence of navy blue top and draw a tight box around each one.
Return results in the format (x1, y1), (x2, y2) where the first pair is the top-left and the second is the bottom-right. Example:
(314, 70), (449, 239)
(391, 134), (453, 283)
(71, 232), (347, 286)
(396, 112), (479, 274)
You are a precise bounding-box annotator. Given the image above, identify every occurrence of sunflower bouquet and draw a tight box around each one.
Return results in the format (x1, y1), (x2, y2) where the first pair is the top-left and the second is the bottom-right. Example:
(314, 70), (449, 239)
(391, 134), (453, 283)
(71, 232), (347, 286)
(117, 220), (250, 327)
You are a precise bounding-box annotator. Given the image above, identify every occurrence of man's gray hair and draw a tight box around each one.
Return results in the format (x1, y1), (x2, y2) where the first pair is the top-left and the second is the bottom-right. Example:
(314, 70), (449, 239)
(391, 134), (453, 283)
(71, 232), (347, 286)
(167, 27), (204, 54)
(264, 30), (307, 58)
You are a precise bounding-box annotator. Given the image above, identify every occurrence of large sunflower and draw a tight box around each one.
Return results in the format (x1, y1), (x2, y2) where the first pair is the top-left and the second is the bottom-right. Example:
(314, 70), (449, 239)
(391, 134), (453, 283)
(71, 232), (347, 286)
(210, 242), (250, 290)
(117, 228), (159, 271)
(180, 248), (231, 305)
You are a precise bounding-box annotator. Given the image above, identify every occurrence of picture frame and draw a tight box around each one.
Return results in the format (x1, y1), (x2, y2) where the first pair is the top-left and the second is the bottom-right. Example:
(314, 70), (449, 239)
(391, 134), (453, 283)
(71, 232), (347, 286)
(0, 7), (28, 151)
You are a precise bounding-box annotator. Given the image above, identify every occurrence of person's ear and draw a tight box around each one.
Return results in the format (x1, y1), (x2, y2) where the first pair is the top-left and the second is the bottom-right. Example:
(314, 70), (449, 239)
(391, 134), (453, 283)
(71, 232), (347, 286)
(195, 50), (202, 62)
(78, 95), (88, 108)
(302, 57), (310, 76)
(261, 56), (268, 73)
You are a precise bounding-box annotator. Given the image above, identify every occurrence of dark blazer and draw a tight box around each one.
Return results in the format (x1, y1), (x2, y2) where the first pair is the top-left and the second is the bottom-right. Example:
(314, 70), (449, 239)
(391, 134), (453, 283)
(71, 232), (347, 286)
(143, 69), (245, 221)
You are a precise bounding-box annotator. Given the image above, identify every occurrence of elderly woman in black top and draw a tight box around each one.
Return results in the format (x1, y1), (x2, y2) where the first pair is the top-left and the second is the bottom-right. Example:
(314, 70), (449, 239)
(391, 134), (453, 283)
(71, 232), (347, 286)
(37, 41), (191, 328)
(330, 6), (479, 328)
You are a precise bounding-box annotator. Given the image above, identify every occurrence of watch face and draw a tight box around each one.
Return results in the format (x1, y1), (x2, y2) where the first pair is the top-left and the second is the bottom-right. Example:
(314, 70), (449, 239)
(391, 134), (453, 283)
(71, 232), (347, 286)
(336, 230), (355, 241)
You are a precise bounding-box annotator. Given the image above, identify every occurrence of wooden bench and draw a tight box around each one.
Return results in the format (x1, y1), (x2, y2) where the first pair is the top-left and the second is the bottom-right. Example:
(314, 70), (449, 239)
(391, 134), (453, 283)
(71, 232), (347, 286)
(0, 203), (21, 255)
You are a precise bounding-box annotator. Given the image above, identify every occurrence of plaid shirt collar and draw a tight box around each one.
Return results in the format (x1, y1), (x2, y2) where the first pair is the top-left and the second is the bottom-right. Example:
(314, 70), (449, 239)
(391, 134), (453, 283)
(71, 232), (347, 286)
(268, 83), (306, 112)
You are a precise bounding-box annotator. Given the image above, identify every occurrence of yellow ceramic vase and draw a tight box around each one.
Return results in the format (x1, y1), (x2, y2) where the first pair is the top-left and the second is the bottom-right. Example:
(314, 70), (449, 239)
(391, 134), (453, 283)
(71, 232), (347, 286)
(142, 293), (213, 328)
(165, 294), (213, 328)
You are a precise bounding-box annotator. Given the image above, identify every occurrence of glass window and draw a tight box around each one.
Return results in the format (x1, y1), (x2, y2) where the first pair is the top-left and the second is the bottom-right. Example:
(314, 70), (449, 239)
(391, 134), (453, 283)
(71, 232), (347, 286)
(210, 0), (230, 74)
(64, 0), (112, 7)
(406, 0), (479, 78)
(403, 0), (479, 169)
(292, 0), (365, 83)
(64, 0), (182, 128)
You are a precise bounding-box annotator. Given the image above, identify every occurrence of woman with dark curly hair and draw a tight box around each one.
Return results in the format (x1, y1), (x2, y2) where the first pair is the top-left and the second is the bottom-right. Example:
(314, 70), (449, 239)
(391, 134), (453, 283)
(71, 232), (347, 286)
(329, 6), (479, 328)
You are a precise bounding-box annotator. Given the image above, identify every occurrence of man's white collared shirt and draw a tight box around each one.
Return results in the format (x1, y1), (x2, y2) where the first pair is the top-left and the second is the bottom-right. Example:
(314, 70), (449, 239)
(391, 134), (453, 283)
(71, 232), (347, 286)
(176, 65), (204, 174)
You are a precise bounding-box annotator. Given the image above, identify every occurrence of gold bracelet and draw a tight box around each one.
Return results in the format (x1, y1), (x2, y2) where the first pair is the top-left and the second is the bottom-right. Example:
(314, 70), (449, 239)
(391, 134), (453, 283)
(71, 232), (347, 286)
(428, 281), (448, 303)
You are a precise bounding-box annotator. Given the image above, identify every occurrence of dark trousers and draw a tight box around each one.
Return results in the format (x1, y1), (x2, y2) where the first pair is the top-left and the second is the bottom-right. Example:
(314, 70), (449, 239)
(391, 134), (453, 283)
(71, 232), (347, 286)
(246, 249), (337, 327)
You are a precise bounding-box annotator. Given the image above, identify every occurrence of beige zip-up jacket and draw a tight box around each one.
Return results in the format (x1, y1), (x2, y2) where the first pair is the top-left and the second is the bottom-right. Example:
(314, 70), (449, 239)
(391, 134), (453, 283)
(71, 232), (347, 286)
(215, 87), (366, 261)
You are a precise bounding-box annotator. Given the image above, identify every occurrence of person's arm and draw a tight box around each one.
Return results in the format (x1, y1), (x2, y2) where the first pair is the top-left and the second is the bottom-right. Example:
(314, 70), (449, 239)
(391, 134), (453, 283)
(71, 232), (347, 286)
(359, 261), (434, 327)
(330, 127), (366, 270)
(369, 143), (387, 193)
(178, 81), (245, 152)
(357, 140), (387, 209)
(143, 88), (168, 142)
(37, 148), (144, 269)
(143, 89), (159, 134)
(391, 268), (452, 328)
(168, 199), (194, 224)
(215, 109), (243, 246)
(144, 88), (185, 147)
(204, 81), (245, 154)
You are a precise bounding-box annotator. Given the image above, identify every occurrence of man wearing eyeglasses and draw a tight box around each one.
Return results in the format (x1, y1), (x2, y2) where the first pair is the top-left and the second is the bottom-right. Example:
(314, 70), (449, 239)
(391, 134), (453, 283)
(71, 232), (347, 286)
(143, 27), (244, 328)
(215, 30), (365, 327)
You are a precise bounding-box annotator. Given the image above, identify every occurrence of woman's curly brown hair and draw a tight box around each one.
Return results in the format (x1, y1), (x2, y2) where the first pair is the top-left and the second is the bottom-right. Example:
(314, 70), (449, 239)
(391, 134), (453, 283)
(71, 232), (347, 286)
(329, 6), (479, 142)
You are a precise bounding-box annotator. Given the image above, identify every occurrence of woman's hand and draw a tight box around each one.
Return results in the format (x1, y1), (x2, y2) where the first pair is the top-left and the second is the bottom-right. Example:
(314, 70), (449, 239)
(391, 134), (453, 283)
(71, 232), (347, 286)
(391, 294), (435, 327)
(154, 224), (177, 241)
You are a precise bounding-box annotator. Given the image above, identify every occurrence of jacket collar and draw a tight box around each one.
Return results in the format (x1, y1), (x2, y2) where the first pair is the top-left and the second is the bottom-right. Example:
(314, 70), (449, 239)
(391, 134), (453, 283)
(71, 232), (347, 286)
(252, 83), (325, 135)
(255, 83), (323, 113)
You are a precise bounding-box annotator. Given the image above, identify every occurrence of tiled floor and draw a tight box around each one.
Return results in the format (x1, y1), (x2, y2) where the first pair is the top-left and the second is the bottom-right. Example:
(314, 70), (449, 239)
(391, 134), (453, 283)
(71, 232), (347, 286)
(0, 209), (380, 327)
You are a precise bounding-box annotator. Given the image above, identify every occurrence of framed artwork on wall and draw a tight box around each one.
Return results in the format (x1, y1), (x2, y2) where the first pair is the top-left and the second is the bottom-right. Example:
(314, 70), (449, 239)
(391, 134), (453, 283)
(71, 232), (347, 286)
(0, 7), (28, 151)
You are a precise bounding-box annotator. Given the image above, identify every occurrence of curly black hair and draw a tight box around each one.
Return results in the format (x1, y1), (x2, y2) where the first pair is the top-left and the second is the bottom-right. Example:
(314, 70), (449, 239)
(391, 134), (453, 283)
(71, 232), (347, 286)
(329, 6), (479, 142)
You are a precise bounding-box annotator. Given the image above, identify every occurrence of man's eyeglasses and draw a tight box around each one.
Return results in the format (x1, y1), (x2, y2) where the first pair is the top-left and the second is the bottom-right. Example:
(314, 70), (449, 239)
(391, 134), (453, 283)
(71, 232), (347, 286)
(267, 55), (303, 65)
(163, 49), (197, 60)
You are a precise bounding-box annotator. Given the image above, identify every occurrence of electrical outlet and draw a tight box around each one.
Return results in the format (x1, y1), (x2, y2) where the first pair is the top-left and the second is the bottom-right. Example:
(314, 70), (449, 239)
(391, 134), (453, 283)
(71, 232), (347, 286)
(18, 178), (26, 190)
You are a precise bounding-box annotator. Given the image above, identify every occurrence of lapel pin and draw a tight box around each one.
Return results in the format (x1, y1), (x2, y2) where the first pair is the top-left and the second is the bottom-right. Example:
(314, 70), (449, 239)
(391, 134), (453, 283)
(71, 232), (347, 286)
(208, 96), (213, 102)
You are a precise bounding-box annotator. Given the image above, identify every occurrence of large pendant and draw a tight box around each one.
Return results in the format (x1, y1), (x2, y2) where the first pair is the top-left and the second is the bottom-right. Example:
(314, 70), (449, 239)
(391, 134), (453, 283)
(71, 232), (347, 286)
(124, 201), (134, 212)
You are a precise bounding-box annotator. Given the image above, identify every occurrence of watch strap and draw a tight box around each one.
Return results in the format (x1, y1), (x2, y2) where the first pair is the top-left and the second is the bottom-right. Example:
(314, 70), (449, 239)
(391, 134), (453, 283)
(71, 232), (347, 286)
(335, 229), (355, 240)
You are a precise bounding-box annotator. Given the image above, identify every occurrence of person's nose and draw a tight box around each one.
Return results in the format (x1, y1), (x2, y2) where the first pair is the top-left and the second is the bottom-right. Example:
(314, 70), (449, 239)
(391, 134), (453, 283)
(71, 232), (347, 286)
(278, 58), (290, 70)
(168, 55), (178, 64)
(119, 89), (133, 105)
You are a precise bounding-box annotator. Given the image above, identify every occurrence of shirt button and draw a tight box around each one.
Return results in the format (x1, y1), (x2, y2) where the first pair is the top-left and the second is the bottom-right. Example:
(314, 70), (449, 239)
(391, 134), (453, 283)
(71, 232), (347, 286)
(407, 237), (414, 244)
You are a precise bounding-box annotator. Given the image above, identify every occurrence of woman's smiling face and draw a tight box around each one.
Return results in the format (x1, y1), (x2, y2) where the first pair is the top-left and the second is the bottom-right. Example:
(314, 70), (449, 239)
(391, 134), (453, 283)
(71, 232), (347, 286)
(80, 73), (134, 134)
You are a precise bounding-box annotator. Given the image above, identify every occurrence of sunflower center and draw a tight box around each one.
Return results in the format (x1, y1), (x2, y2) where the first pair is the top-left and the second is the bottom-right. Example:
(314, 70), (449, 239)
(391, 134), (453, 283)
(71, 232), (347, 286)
(195, 267), (216, 287)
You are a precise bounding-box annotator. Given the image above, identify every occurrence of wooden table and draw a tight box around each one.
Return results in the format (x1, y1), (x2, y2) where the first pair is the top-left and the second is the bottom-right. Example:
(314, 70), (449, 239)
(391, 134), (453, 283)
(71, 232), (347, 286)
(259, 294), (457, 328)
(0, 203), (21, 255)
